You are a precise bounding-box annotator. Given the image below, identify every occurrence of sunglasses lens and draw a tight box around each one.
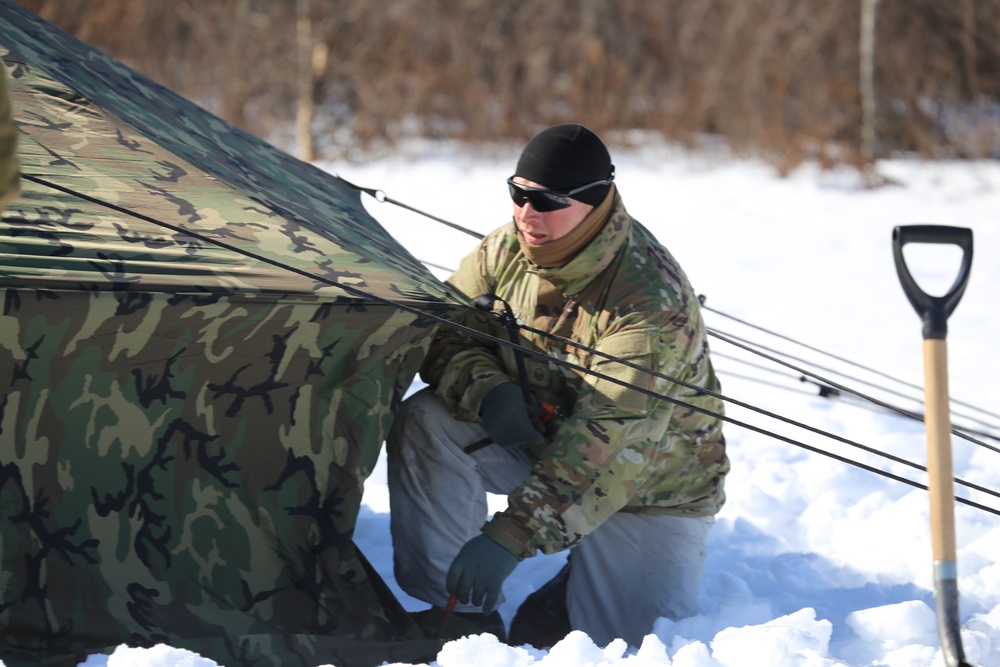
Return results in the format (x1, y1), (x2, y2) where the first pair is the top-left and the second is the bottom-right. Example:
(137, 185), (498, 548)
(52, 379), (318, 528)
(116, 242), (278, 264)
(508, 181), (528, 207)
(534, 191), (570, 211)
(507, 182), (570, 212)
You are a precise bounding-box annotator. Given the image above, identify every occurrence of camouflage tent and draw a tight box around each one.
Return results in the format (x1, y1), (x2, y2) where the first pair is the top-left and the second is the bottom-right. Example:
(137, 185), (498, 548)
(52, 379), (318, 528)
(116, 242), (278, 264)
(0, 2), (467, 665)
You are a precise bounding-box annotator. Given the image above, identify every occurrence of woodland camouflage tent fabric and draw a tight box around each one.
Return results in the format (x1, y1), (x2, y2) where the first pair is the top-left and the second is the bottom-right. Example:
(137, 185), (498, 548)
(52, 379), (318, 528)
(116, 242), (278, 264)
(0, 2), (470, 665)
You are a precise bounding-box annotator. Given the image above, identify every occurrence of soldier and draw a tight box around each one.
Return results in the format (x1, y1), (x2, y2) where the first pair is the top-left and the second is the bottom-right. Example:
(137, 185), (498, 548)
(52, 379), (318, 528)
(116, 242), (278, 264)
(387, 124), (730, 647)
(0, 66), (19, 211)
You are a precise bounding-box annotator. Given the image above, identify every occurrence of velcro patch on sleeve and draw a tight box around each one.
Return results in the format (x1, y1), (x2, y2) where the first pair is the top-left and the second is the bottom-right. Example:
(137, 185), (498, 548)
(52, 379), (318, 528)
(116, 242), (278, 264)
(589, 328), (656, 413)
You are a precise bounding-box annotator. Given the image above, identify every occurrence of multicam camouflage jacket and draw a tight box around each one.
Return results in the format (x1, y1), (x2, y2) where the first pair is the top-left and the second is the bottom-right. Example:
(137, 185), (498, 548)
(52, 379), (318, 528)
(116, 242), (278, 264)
(421, 188), (731, 560)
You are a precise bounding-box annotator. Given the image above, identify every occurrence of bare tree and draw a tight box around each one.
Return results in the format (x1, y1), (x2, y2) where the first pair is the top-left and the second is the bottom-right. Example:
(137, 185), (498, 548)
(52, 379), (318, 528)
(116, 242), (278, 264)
(14, 0), (1000, 167)
(860, 0), (882, 165)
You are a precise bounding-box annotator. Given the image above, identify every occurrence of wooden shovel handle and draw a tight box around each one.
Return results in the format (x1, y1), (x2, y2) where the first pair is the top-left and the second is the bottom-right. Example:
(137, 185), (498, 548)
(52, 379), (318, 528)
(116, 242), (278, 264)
(923, 338), (957, 563)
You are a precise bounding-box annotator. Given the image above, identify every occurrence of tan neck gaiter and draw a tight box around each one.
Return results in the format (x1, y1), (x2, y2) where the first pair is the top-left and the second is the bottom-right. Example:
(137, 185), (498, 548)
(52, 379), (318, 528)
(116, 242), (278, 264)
(517, 184), (616, 269)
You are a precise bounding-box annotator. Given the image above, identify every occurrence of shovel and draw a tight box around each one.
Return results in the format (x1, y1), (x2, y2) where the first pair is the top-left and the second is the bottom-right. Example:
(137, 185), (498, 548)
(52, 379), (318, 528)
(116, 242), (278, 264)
(892, 224), (974, 667)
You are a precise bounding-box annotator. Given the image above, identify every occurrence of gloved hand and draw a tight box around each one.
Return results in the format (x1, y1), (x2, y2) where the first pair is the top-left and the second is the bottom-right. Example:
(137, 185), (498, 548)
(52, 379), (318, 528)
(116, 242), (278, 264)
(446, 534), (519, 615)
(478, 382), (546, 449)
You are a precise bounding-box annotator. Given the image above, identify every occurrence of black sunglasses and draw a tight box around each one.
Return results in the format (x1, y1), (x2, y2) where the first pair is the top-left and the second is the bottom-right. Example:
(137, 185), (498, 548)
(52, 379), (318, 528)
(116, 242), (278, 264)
(506, 175), (614, 212)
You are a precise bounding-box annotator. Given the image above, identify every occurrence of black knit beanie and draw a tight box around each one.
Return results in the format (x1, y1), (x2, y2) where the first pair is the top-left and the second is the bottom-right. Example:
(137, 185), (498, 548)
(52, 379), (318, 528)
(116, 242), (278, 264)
(514, 124), (614, 206)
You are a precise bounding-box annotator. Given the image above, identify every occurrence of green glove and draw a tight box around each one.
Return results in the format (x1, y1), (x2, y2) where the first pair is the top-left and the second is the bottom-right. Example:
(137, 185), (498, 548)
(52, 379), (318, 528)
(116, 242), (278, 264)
(478, 382), (545, 449)
(446, 534), (519, 615)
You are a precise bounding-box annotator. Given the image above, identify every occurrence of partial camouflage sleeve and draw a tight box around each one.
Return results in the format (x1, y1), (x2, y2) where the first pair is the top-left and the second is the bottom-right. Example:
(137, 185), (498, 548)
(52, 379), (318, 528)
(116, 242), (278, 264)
(483, 308), (727, 558)
(419, 231), (514, 421)
(0, 67), (19, 211)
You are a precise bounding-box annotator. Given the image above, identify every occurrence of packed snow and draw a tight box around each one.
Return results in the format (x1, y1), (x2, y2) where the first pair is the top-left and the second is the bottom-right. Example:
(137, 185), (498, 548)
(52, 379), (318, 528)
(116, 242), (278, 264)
(56, 142), (1000, 666)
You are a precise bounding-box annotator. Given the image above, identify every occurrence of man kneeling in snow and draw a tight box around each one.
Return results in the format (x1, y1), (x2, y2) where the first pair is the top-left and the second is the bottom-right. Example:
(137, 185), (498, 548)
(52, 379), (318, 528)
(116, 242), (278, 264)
(387, 124), (730, 648)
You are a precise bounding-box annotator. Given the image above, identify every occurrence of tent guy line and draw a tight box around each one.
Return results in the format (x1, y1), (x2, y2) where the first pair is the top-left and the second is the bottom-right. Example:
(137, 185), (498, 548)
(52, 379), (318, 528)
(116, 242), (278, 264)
(701, 299), (1000, 424)
(705, 322), (1000, 442)
(414, 253), (1000, 449)
(337, 176), (486, 241)
(13, 173), (452, 306)
(349, 179), (1000, 432)
(512, 318), (1000, 509)
(21, 172), (1000, 519)
(710, 328), (1000, 455)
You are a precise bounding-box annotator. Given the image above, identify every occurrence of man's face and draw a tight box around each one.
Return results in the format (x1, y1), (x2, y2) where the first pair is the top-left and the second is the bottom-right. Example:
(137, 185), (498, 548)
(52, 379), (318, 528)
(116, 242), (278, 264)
(511, 177), (595, 245)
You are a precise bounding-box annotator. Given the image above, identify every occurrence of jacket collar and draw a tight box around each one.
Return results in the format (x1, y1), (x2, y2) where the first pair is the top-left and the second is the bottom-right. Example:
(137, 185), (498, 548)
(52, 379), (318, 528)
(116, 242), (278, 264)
(519, 190), (630, 297)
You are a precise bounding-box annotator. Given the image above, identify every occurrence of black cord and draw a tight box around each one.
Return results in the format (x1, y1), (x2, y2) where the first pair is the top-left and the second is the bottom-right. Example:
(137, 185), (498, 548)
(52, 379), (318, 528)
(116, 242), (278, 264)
(710, 325), (1000, 436)
(337, 176), (487, 240)
(411, 253), (1000, 449)
(701, 299), (1000, 424)
(17, 173), (1000, 517)
(510, 320), (1000, 505)
(711, 328), (1000, 455)
(352, 177), (1000, 434)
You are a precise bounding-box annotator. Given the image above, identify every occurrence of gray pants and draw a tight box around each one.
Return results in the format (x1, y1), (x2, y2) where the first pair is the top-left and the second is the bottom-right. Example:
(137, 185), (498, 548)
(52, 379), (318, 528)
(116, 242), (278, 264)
(387, 387), (713, 647)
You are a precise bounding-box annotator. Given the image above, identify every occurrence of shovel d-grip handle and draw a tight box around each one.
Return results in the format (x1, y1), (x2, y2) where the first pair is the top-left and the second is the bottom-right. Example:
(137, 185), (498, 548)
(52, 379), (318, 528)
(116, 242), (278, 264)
(892, 225), (973, 340)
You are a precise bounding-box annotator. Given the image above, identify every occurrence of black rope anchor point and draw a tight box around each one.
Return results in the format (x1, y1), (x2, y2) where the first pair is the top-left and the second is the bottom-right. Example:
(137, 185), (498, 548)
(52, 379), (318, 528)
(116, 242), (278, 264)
(802, 377), (841, 399)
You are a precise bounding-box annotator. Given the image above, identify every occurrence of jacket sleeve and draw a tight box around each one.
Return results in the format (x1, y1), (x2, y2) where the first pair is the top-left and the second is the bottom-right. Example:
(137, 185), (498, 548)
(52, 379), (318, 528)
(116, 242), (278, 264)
(483, 307), (723, 558)
(419, 232), (514, 422)
(0, 68), (20, 213)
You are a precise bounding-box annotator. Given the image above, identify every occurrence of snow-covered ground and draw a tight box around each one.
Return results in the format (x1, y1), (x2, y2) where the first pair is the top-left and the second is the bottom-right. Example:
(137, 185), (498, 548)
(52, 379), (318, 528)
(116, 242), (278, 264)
(72, 143), (1000, 667)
